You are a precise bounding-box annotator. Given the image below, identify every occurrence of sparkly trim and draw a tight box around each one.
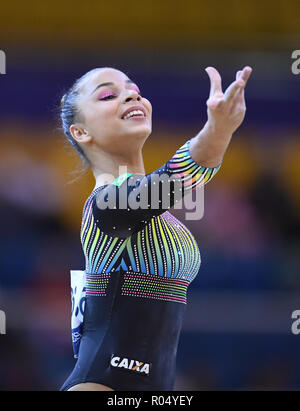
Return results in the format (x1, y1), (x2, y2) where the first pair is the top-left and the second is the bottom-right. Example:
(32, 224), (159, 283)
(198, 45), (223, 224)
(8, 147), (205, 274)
(86, 273), (111, 296)
(121, 272), (189, 304)
(112, 172), (133, 187)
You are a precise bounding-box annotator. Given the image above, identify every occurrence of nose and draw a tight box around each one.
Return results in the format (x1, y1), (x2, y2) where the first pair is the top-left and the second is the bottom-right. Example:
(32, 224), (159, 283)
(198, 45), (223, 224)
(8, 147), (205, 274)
(124, 89), (141, 103)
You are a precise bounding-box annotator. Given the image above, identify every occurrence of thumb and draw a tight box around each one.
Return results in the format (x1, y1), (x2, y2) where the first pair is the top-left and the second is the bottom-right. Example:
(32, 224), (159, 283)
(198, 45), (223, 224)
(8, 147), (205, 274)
(205, 67), (223, 98)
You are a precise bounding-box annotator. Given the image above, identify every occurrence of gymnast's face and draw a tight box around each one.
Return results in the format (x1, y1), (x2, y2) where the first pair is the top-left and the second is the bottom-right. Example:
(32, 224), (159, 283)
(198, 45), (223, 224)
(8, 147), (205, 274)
(71, 68), (152, 154)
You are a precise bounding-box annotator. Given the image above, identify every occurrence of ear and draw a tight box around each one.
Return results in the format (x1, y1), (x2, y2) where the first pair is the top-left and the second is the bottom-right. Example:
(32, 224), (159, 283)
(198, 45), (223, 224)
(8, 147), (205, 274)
(69, 124), (91, 144)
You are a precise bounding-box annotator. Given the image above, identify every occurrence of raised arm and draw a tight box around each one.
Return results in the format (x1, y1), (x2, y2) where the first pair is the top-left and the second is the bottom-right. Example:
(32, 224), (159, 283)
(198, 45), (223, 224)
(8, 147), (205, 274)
(189, 66), (252, 168)
(92, 66), (252, 238)
(93, 138), (221, 237)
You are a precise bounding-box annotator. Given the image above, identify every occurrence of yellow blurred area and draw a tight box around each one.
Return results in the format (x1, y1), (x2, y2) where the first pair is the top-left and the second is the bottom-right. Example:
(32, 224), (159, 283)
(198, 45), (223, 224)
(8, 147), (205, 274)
(0, 0), (299, 49)
(2, 124), (299, 232)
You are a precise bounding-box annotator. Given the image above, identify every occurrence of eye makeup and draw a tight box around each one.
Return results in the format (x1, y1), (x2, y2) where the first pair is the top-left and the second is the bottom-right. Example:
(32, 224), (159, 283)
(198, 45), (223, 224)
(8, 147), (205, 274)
(97, 85), (141, 101)
(98, 91), (116, 100)
(132, 86), (141, 94)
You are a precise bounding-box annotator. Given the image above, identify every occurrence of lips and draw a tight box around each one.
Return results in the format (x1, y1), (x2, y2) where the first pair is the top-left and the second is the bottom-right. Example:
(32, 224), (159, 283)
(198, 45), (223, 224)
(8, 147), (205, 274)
(121, 106), (146, 119)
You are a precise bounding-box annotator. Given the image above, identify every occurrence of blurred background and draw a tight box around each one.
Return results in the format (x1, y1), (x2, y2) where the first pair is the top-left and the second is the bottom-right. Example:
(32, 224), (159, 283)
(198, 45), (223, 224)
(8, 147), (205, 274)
(0, 0), (300, 391)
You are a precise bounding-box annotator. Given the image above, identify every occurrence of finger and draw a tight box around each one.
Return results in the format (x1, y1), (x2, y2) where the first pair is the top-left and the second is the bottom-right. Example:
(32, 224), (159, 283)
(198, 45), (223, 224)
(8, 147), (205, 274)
(232, 84), (245, 106)
(239, 66), (252, 85)
(205, 67), (223, 98)
(224, 79), (244, 102)
(233, 67), (252, 102)
(236, 70), (242, 80)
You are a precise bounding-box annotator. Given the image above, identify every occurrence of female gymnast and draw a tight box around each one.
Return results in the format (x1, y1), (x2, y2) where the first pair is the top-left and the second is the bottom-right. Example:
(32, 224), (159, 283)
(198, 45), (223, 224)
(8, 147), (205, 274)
(59, 65), (252, 391)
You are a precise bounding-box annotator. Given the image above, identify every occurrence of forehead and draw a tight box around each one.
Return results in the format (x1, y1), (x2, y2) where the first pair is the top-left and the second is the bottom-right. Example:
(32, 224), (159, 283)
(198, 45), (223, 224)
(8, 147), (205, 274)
(80, 68), (131, 93)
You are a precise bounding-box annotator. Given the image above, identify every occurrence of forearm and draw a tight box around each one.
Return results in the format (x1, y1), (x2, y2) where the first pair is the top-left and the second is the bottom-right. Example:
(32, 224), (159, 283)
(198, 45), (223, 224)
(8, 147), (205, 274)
(189, 121), (232, 168)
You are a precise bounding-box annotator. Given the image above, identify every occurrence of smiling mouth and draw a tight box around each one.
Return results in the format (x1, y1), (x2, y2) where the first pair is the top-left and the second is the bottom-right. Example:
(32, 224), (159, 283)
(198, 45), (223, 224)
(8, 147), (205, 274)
(122, 109), (146, 120)
(123, 115), (146, 120)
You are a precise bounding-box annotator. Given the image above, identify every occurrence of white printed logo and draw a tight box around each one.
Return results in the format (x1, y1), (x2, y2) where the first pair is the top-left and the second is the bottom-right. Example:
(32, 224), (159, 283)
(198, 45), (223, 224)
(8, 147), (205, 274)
(0, 50), (5, 75)
(291, 310), (300, 334)
(291, 50), (300, 75)
(0, 310), (6, 334)
(110, 355), (151, 375)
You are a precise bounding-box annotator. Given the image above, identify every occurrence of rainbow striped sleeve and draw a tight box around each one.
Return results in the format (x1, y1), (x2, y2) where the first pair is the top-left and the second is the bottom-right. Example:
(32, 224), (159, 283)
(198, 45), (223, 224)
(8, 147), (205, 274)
(167, 139), (221, 191)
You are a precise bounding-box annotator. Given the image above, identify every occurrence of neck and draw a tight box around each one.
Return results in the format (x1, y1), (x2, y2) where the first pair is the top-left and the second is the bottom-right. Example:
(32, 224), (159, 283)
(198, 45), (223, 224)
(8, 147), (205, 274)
(90, 144), (146, 189)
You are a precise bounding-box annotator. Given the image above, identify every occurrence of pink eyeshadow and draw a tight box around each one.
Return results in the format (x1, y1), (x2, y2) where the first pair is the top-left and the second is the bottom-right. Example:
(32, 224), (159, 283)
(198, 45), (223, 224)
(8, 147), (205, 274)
(98, 91), (113, 99)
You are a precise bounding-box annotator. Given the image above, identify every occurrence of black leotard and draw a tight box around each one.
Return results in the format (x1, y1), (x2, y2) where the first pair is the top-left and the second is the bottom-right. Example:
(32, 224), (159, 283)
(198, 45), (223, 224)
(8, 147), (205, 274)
(60, 139), (221, 391)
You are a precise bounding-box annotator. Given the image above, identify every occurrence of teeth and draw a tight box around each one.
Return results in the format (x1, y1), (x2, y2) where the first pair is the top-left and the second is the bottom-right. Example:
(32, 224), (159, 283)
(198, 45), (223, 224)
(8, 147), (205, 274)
(123, 110), (145, 119)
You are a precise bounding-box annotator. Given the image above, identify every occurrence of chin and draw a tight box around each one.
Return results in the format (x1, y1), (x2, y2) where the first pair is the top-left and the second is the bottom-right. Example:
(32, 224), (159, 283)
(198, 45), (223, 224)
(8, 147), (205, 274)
(123, 126), (151, 141)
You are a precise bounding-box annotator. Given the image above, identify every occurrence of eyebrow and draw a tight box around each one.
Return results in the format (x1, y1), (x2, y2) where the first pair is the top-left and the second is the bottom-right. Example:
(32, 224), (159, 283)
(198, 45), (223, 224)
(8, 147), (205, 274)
(91, 79), (136, 95)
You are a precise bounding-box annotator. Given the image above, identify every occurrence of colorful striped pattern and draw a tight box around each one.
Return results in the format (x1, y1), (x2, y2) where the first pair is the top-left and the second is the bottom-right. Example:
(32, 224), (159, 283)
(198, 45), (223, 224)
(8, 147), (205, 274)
(121, 272), (189, 304)
(81, 206), (128, 274)
(168, 140), (221, 190)
(81, 203), (201, 282)
(123, 211), (201, 281)
(85, 273), (111, 296)
(79, 139), (221, 303)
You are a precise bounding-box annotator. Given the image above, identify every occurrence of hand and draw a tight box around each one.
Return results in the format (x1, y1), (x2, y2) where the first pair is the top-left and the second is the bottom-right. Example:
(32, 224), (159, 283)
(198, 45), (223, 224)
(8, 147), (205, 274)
(189, 66), (252, 168)
(204, 66), (252, 137)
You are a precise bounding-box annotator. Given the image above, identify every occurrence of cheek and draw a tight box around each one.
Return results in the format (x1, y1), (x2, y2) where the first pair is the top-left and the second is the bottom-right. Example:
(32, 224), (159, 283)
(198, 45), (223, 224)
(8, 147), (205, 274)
(86, 103), (119, 129)
(143, 98), (152, 115)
